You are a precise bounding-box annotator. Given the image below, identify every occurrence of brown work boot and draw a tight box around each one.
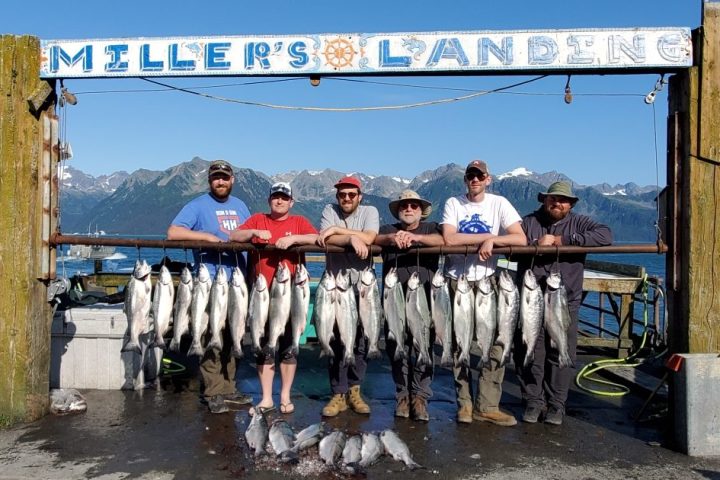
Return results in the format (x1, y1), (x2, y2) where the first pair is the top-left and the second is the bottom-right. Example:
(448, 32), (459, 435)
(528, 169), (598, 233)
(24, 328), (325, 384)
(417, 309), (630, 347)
(411, 397), (429, 422)
(395, 396), (410, 418)
(457, 403), (473, 424)
(473, 408), (518, 426)
(347, 385), (371, 414)
(322, 394), (348, 417)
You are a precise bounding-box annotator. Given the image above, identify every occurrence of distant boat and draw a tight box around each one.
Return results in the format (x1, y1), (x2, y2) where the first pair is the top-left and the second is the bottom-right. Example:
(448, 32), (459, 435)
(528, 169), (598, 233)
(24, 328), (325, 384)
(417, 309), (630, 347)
(68, 225), (119, 260)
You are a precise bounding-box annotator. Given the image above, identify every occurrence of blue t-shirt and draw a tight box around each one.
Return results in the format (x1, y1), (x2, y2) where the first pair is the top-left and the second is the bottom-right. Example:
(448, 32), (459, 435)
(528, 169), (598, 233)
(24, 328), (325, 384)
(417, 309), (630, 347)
(171, 193), (251, 276)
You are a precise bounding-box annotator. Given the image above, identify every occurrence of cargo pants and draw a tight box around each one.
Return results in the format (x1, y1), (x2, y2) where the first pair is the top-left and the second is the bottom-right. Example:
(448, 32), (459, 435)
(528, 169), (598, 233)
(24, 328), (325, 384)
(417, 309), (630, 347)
(200, 327), (238, 398)
(448, 276), (506, 413)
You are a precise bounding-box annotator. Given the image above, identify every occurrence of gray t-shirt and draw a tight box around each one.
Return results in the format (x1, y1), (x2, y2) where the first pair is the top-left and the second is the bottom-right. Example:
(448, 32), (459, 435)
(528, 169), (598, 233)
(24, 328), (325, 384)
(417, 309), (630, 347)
(320, 203), (379, 283)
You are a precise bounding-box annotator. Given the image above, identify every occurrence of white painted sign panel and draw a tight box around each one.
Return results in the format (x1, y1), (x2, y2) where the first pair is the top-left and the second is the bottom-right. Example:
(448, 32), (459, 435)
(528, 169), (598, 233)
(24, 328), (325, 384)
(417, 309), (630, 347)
(40, 28), (692, 78)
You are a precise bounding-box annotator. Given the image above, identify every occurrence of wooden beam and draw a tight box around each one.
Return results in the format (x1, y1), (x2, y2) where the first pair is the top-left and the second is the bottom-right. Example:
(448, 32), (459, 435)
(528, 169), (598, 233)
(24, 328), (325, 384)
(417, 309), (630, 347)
(669, 3), (720, 354)
(0, 35), (55, 425)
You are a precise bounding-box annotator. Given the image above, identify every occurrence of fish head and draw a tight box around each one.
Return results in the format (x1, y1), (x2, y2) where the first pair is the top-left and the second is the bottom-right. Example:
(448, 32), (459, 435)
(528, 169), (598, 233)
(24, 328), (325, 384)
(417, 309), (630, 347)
(294, 263), (309, 285)
(180, 267), (193, 285)
(275, 262), (291, 283)
(320, 270), (336, 290)
(230, 266), (245, 287)
(335, 270), (350, 291)
(384, 269), (398, 289)
(254, 273), (268, 291)
(457, 274), (470, 293)
(197, 263), (211, 283)
(158, 265), (172, 284)
(523, 270), (539, 290)
(498, 269), (514, 291)
(133, 259), (151, 279)
(546, 272), (562, 290)
(214, 265), (228, 284)
(431, 269), (446, 288)
(407, 271), (420, 290)
(360, 267), (376, 286)
(477, 275), (493, 295)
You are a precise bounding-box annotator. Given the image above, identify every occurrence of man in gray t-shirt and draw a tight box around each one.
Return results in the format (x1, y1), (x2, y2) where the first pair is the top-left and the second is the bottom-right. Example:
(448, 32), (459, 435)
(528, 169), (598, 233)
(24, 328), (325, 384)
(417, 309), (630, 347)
(317, 175), (379, 417)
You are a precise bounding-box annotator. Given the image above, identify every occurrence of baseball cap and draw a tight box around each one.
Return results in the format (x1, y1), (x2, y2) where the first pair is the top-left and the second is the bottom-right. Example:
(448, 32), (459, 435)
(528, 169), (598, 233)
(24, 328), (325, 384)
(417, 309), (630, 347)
(334, 175), (362, 190)
(465, 160), (489, 175)
(208, 160), (234, 177)
(269, 182), (293, 198)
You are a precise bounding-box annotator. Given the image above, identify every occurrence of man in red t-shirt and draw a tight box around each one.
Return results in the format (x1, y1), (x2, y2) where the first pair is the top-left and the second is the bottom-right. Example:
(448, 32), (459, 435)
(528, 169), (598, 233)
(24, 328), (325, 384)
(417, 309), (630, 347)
(229, 182), (318, 414)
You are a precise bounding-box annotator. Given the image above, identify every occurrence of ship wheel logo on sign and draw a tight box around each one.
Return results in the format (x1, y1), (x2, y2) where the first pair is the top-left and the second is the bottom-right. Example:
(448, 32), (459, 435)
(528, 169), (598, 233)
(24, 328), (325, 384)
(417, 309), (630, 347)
(323, 37), (357, 69)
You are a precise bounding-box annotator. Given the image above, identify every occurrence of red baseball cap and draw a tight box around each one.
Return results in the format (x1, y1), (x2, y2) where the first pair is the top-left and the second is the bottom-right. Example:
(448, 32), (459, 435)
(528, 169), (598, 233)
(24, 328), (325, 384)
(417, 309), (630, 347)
(334, 175), (362, 190)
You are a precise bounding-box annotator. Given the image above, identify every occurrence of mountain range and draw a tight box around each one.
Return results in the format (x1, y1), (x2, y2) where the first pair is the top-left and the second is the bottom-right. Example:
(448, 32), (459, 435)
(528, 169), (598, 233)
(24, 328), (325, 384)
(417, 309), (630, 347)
(59, 157), (661, 241)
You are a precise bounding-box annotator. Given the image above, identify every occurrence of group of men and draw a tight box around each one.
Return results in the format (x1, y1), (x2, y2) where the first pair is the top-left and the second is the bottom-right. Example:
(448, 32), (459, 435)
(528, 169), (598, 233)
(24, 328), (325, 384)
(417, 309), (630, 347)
(167, 158), (612, 426)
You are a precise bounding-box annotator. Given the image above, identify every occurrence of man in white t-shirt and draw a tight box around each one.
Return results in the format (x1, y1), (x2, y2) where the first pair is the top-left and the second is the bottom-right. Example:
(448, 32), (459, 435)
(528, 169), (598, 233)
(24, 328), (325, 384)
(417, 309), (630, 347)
(441, 160), (526, 425)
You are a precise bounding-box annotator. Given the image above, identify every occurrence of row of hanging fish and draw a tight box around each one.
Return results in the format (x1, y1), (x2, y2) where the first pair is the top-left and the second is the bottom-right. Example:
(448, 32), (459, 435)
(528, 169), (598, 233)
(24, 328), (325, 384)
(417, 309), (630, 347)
(245, 414), (422, 471)
(121, 259), (312, 359)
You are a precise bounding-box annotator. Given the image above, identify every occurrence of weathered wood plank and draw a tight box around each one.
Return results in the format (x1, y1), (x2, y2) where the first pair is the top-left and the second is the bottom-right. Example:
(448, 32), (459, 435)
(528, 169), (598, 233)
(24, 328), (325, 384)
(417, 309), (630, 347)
(0, 35), (54, 425)
(585, 259), (645, 278)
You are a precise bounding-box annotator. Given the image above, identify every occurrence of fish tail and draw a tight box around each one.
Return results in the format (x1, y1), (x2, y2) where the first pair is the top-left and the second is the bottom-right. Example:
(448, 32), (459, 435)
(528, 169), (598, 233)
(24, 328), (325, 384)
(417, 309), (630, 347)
(168, 338), (181, 352)
(367, 345), (382, 360)
(232, 346), (244, 359)
(187, 341), (205, 357)
(559, 352), (574, 369)
(207, 336), (222, 351)
(344, 352), (356, 367)
(523, 351), (535, 368)
(121, 340), (142, 354)
(290, 345), (299, 357)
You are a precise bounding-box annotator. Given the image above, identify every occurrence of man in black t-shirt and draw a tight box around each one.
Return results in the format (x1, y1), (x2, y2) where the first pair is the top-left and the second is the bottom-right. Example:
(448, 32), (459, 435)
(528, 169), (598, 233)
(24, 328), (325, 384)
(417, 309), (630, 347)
(374, 190), (444, 422)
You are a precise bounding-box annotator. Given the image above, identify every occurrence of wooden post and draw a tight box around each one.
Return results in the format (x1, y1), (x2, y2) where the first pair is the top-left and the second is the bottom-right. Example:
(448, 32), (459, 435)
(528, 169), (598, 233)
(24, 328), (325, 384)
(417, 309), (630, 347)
(667, 2), (720, 354)
(0, 35), (56, 425)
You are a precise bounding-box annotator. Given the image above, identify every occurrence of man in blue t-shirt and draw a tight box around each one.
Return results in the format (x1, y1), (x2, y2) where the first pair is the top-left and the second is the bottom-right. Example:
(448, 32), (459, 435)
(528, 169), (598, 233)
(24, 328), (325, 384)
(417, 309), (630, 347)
(167, 159), (252, 414)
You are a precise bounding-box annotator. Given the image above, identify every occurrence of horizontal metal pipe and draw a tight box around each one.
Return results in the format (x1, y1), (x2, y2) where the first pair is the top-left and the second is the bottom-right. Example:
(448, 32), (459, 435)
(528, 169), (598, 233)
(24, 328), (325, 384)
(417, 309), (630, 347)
(50, 233), (668, 255)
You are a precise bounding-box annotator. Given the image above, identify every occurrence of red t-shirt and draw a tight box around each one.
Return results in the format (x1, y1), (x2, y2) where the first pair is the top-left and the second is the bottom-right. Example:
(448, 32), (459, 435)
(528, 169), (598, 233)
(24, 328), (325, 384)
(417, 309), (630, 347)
(239, 213), (318, 284)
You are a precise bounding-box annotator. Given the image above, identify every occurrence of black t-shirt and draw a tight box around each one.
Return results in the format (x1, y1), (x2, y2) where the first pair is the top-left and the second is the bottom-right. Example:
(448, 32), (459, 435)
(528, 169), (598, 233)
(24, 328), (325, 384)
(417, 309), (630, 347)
(379, 222), (441, 292)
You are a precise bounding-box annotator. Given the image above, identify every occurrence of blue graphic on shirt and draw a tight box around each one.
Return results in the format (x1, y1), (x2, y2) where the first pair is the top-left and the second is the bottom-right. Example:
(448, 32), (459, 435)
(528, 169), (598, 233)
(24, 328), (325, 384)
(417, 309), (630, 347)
(458, 214), (492, 234)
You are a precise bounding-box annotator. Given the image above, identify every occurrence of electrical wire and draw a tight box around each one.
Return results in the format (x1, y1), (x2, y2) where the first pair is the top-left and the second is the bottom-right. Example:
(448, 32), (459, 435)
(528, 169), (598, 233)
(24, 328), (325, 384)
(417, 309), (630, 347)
(138, 75), (549, 111)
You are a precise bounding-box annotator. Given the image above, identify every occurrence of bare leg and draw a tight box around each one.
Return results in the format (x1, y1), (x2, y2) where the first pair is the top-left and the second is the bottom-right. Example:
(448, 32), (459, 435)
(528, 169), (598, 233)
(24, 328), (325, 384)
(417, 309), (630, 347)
(257, 363), (275, 408)
(279, 362), (297, 407)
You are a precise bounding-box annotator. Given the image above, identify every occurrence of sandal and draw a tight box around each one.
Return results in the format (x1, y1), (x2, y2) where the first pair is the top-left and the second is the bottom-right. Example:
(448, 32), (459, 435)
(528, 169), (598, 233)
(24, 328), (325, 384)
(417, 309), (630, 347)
(249, 404), (275, 417)
(280, 402), (295, 414)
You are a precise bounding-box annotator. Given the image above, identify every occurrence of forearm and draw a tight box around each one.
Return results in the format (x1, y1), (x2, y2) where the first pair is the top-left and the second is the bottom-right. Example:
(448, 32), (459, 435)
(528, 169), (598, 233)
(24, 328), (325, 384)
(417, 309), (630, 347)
(443, 231), (494, 247)
(228, 229), (255, 242)
(373, 233), (396, 247)
(491, 232), (527, 247)
(414, 233), (444, 247)
(167, 225), (215, 242)
(288, 233), (319, 246)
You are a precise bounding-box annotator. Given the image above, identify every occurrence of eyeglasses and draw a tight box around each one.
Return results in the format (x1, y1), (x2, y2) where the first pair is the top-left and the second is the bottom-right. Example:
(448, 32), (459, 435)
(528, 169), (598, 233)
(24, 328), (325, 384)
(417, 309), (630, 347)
(337, 192), (359, 200)
(465, 172), (487, 181)
(399, 202), (421, 211)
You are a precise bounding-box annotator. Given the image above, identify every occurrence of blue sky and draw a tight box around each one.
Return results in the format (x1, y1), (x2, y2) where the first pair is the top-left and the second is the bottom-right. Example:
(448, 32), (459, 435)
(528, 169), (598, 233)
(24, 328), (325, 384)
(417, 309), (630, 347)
(3, 1), (700, 186)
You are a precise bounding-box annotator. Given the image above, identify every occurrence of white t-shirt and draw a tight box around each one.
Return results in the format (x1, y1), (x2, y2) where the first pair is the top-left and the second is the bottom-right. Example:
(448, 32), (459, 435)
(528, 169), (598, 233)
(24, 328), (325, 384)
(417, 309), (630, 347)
(441, 193), (522, 281)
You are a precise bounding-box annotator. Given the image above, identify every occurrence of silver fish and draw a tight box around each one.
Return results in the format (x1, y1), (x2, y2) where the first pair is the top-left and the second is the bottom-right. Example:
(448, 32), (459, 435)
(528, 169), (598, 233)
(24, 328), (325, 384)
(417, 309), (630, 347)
(291, 422), (324, 453)
(269, 419), (298, 463)
(358, 267), (383, 360)
(496, 269), (520, 366)
(290, 264), (311, 356)
(169, 267), (193, 353)
(248, 274), (270, 353)
(245, 409), (269, 457)
(474, 275), (497, 367)
(314, 270), (336, 358)
(319, 430), (346, 466)
(151, 265), (175, 349)
(358, 432), (384, 468)
(227, 266), (249, 359)
(520, 270), (544, 368)
(267, 263), (292, 355)
(188, 264), (212, 357)
(544, 272), (574, 369)
(380, 430), (422, 470)
(453, 274), (475, 368)
(342, 434), (363, 469)
(207, 267), (229, 351)
(335, 270), (358, 367)
(431, 269), (453, 367)
(122, 259), (152, 354)
(383, 268), (406, 361)
(405, 272), (432, 367)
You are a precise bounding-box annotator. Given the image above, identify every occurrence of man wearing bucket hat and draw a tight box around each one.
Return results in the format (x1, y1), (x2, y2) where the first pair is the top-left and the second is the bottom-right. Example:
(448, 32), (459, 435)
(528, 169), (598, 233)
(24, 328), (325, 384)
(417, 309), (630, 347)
(441, 160), (527, 426)
(229, 181), (318, 416)
(317, 175), (380, 417)
(374, 190), (444, 422)
(167, 159), (253, 414)
(514, 181), (612, 426)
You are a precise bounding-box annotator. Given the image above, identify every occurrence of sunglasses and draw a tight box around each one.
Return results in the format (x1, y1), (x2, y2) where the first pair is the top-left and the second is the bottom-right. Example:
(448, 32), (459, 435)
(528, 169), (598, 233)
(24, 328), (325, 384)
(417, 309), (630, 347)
(465, 172), (487, 181)
(399, 202), (421, 211)
(337, 192), (359, 200)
